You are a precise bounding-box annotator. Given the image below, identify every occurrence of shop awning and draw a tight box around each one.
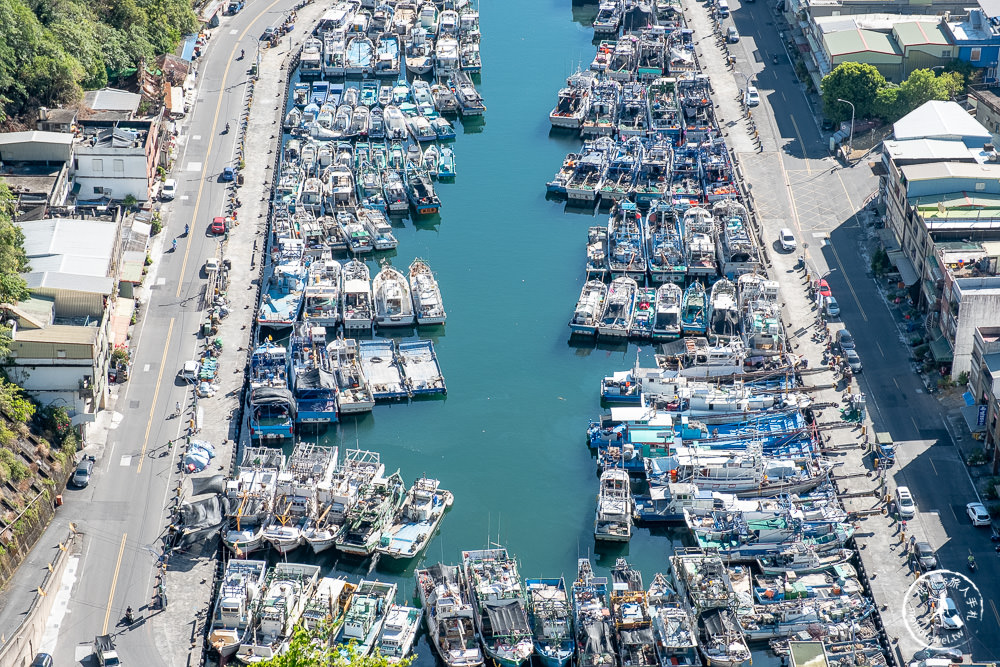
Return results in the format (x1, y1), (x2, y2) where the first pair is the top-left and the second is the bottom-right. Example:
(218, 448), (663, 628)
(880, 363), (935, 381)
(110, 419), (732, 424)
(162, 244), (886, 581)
(960, 404), (987, 433)
(886, 250), (919, 286)
(929, 334), (953, 362)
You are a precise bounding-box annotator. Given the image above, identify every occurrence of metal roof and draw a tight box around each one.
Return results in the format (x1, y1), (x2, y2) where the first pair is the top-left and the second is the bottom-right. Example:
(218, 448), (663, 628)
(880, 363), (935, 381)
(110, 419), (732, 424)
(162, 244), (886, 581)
(83, 88), (141, 113)
(24, 272), (114, 295)
(0, 131), (74, 147)
(883, 138), (982, 162)
(13, 323), (99, 345)
(20, 218), (117, 275)
(893, 21), (951, 46)
(901, 160), (1000, 181)
(893, 101), (992, 143)
(823, 29), (902, 57)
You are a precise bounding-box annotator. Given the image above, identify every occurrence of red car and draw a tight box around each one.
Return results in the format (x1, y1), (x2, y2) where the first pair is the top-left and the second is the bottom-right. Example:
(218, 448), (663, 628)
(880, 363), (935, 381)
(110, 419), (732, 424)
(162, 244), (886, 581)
(210, 217), (227, 234)
(817, 279), (832, 298)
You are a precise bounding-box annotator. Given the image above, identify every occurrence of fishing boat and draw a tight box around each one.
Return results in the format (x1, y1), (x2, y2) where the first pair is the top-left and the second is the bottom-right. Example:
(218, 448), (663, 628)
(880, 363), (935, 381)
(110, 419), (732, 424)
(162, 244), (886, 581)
(235, 563), (321, 663)
(258, 245), (306, 329)
(610, 559), (657, 667)
(377, 476), (453, 559)
(450, 70), (486, 116)
(564, 150), (606, 204)
(373, 260), (416, 327)
(651, 282), (682, 340)
(571, 559), (616, 667)
(698, 608), (751, 667)
(435, 35), (461, 74)
(591, 39), (615, 72)
(302, 256), (342, 327)
(636, 27), (667, 80)
(756, 545), (855, 576)
(459, 36), (481, 72)
(680, 281), (707, 335)
(586, 226), (609, 276)
(738, 595), (873, 642)
(593, 0), (622, 35)
(648, 77), (681, 141)
(222, 448), (283, 555)
(422, 144), (441, 174)
(683, 206), (717, 278)
(329, 337), (376, 414)
(432, 116), (457, 140)
(601, 139), (642, 202)
(292, 82), (310, 107)
(248, 342), (295, 440)
(416, 564), (484, 667)
(335, 471), (406, 557)
(617, 81), (649, 135)
(405, 25), (435, 75)
(431, 82), (459, 114)
(595, 467), (632, 542)
(646, 200), (686, 284)
(336, 580), (399, 655)
(262, 443), (338, 554)
(398, 340), (447, 395)
(383, 170), (410, 212)
(437, 146), (457, 179)
(608, 202), (647, 281)
(462, 548), (534, 667)
(369, 106), (386, 139)
(598, 276), (637, 339)
(549, 70), (594, 130)
(629, 287), (657, 340)
(208, 559), (268, 659)
(526, 578), (574, 667)
(358, 160), (387, 212)
(304, 449), (385, 554)
(405, 164), (441, 215)
(289, 325), (339, 424)
(580, 79), (620, 137)
(407, 259), (447, 325)
(714, 200), (761, 278)
(377, 606), (422, 663)
(338, 209), (374, 254)
(707, 278), (739, 340)
(360, 339), (407, 400)
(375, 33), (401, 77)
(301, 577), (355, 633)
(569, 280), (608, 337)
(359, 208), (397, 250)
(360, 80), (380, 107)
(342, 259), (374, 330)
(346, 34), (376, 75)
(409, 114), (439, 142)
(385, 104), (409, 140)
(646, 574), (699, 667)
(633, 140), (671, 206)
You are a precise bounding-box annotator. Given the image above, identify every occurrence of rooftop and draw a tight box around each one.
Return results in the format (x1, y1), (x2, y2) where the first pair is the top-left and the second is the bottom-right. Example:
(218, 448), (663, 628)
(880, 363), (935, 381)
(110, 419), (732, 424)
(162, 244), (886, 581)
(901, 160), (1000, 181)
(77, 125), (148, 150)
(823, 29), (903, 56)
(883, 138), (984, 163)
(893, 101), (992, 144)
(20, 218), (118, 295)
(83, 88), (141, 115)
(0, 131), (74, 148)
(911, 191), (1000, 220)
(893, 21), (951, 46)
(12, 323), (99, 346)
(946, 9), (1000, 42)
(0, 163), (64, 197)
(815, 13), (943, 32)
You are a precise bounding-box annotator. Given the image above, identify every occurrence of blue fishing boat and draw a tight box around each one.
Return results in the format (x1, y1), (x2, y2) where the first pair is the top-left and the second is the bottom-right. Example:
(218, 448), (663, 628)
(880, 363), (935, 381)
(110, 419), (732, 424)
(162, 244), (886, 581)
(310, 81), (329, 106)
(248, 341), (295, 440)
(646, 200), (686, 284)
(257, 245), (306, 330)
(526, 578), (574, 667)
(633, 139), (671, 206)
(430, 116), (457, 141)
(608, 202), (647, 281)
(374, 33), (401, 78)
(289, 325), (338, 424)
(437, 146), (457, 180)
(680, 281), (706, 335)
(360, 80), (379, 107)
(405, 164), (441, 215)
(571, 559), (616, 667)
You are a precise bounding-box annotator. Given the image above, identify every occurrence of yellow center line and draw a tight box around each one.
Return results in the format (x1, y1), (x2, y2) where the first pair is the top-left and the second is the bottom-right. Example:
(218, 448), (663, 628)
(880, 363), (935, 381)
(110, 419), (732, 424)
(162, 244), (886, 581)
(102, 532), (128, 634)
(137, 318), (175, 474)
(176, 0), (286, 297)
(789, 114), (811, 175)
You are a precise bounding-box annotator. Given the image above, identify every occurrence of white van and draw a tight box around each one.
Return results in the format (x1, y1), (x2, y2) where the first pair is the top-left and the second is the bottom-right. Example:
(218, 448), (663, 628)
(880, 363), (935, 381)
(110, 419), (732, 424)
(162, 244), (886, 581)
(717, 0), (731, 16)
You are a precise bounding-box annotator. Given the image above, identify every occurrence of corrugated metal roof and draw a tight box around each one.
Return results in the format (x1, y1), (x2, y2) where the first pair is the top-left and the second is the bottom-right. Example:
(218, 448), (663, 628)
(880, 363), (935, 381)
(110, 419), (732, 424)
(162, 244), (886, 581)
(901, 161), (1000, 181)
(0, 131), (74, 146)
(823, 29), (902, 56)
(883, 138), (981, 162)
(24, 272), (114, 295)
(893, 101), (992, 142)
(83, 88), (141, 113)
(893, 21), (951, 46)
(13, 324), (98, 345)
(20, 218), (117, 279)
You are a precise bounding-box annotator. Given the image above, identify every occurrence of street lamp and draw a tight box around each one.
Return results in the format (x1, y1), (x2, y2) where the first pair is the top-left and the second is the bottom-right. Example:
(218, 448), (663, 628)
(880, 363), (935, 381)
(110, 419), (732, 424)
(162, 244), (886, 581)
(837, 97), (855, 154)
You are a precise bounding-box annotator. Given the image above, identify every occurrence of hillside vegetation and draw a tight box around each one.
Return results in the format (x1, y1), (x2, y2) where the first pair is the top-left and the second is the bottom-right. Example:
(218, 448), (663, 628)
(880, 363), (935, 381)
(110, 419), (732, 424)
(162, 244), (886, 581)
(0, 0), (198, 121)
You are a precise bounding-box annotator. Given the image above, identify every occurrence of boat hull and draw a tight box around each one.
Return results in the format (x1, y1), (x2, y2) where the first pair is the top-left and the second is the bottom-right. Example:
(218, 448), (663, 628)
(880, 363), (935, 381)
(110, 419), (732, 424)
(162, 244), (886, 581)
(416, 315), (447, 326)
(344, 317), (373, 330)
(569, 323), (598, 337)
(597, 324), (629, 338)
(534, 648), (573, 667)
(339, 400), (376, 414)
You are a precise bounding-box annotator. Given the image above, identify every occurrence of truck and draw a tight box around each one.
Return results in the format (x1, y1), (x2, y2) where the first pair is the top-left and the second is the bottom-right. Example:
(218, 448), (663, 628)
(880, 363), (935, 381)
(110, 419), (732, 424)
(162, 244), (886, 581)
(94, 635), (121, 666)
(872, 431), (895, 467)
(226, 0), (244, 13)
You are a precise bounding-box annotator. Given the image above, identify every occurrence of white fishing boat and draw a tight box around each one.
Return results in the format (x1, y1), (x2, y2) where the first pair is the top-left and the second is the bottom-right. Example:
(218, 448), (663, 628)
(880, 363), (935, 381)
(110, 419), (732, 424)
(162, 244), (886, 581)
(373, 260), (416, 327)
(342, 259), (374, 330)
(208, 559), (268, 659)
(598, 276), (637, 339)
(303, 256), (343, 327)
(405, 25), (435, 75)
(377, 476), (453, 559)
(450, 70), (485, 116)
(383, 170), (410, 213)
(360, 207), (398, 250)
(415, 564), (484, 667)
(568, 280), (607, 337)
(651, 282), (682, 340)
(338, 209), (374, 255)
(329, 337), (376, 414)
(435, 35), (460, 75)
(385, 105), (409, 140)
(594, 468), (632, 542)
(222, 447), (283, 555)
(550, 69), (595, 129)
(336, 580), (399, 656)
(301, 577), (355, 632)
(408, 259), (447, 325)
(708, 278), (739, 340)
(462, 548), (534, 667)
(262, 443), (339, 554)
(303, 449), (385, 554)
(236, 563), (321, 663)
(377, 606), (422, 663)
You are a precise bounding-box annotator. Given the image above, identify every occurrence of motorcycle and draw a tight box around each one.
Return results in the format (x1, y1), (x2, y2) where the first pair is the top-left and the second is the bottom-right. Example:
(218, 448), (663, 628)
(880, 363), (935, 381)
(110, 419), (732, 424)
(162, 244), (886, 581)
(772, 54), (779, 65)
(968, 555), (977, 572)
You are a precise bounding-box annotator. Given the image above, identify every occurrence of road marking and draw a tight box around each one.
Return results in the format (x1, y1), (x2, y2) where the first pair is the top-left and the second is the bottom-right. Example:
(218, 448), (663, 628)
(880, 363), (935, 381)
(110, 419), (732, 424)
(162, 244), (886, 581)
(143, 363), (150, 372)
(229, 28), (238, 34)
(40, 555), (78, 652)
(136, 318), (174, 474)
(102, 532), (127, 634)
(876, 340), (884, 357)
(991, 599), (1000, 628)
(191, 135), (201, 141)
(928, 458), (938, 476)
(911, 416), (919, 432)
(120, 455), (132, 466)
(156, 277), (166, 286)
(789, 114), (811, 174)
(185, 162), (202, 171)
(826, 240), (867, 322)
(180, 195), (190, 201)
(893, 377), (899, 390)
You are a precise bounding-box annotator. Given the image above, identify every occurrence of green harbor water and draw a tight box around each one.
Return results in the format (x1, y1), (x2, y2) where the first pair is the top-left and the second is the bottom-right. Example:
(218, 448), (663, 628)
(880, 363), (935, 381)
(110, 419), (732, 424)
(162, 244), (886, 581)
(278, 2), (776, 664)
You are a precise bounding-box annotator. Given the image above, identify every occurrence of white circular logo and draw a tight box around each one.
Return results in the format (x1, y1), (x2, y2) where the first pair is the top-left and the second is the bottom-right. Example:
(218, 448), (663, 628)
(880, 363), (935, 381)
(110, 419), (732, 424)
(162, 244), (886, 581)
(901, 569), (984, 650)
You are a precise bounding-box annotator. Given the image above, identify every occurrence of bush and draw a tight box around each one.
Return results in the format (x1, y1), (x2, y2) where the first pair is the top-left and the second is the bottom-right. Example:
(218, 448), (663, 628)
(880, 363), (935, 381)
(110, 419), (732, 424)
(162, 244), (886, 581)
(958, 370), (970, 387)
(150, 213), (163, 236)
(871, 248), (890, 277)
(968, 449), (990, 466)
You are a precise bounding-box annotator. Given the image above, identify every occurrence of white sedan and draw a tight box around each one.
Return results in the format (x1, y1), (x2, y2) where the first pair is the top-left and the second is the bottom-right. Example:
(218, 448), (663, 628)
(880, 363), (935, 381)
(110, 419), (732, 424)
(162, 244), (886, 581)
(967, 502), (991, 526)
(938, 597), (964, 630)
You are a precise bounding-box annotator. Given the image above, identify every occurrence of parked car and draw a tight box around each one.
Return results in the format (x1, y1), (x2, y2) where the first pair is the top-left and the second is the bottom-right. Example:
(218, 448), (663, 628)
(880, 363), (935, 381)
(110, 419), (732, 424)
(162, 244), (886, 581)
(966, 501), (991, 526)
(162, 179), (176, 200)
(778, 227), (796, 251)
(210, 216), (227, 234)
(836, 329), (855, 351)
(29, 654), (53, 667)
(938, 597), (964, 630)
(221, 166), (235, 182)
(727, 25), (740, 42)
(72, 456), (96, 488)
(896, 486), (916, 519)
(845, 348), (862, 373)
(824, 295), (841, 317)
(913, 541), (938, 572)
(745, 85), (760, 107)
(179, 360), (200, 382)
(817, 279), (832, 297)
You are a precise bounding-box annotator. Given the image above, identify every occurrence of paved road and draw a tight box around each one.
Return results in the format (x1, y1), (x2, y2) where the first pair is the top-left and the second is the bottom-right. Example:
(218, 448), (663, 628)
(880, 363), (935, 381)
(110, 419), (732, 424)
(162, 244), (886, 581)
(43, 2), (297, 664)
(712, 0), (1000, 658)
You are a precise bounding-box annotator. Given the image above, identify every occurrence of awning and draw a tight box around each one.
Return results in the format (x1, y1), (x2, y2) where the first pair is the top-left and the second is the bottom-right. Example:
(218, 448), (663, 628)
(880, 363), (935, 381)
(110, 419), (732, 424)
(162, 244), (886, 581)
(928, 334), (954, 362)
(960, 404), (987, 433)
(886, 250), (919, 286)
(869, 161), (888, 176)
(877, 228), (900, 252)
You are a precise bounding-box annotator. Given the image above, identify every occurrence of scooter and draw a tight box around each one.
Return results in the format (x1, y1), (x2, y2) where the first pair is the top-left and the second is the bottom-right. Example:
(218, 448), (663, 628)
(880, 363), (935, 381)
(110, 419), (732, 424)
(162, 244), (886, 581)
(772, 54), (779, 65)
(968, 555), (977, 572)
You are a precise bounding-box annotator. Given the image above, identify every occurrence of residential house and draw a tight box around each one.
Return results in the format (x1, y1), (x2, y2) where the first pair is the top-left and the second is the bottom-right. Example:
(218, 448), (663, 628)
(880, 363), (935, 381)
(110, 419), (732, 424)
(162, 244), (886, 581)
(0, 131), (74, 212)
(969, 326), (1000, 460)
(968, 87), (1000, 136)
(943, 6), (1000, 83)
(72, 121), (160, 203)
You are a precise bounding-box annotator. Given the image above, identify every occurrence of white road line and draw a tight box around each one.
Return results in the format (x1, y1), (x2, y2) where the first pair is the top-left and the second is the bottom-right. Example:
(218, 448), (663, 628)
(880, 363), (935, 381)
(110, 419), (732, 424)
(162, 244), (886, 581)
(120, 455), (132, 467)
(40, 555), (79, 652)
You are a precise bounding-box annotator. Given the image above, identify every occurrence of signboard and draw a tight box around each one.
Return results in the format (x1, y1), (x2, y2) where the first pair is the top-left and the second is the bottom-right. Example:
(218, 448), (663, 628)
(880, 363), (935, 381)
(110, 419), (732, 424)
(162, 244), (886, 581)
(978, 404), (988, 427)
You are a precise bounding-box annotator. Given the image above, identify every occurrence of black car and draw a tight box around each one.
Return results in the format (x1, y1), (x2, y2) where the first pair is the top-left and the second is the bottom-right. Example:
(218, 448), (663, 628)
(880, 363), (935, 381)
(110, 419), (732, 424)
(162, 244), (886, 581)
(913, 541), (938, 572)
(72, 456), (96, 487)
(30, 654), (53, 667)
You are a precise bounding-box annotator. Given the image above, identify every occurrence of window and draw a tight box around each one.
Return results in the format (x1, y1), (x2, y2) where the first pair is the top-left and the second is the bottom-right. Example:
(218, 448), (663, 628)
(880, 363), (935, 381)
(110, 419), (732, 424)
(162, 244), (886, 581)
(972, 47), (982, 62)
(977, 181), (986, 190)
(93, 186), (102, 194)
(942, 49), (951, 57)
(91, 158), (103, 172)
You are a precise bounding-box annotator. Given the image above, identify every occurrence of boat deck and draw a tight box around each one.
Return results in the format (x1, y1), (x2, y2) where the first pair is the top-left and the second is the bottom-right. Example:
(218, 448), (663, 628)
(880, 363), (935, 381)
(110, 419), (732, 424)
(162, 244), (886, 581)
(398, 340), (446, 395)
(359, 340), (408, 400)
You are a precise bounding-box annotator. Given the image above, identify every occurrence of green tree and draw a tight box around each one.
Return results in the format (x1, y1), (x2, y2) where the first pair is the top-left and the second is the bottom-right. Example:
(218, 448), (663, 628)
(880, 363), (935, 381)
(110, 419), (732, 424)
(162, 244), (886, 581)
(820, 62), (888, 122)
(0, 184), (30, 305)
(257, 625), (416, 667)
(875, 68), (966, 122)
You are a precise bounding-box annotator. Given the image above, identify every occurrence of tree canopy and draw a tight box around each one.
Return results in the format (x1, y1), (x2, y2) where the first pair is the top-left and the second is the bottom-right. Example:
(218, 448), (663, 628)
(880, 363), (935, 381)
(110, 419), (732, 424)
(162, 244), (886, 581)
(256, 624), (416, 667)
(0, 0), (198, 121)
(821, 62), (965, 124)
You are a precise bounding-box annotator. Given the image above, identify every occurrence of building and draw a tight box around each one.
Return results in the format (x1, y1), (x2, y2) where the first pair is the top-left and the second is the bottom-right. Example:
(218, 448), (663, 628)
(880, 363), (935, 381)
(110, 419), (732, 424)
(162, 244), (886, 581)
(943, 6), (1000, 83)
(0, 217), (126, 422)
(894, 21), (956, 76)
(0, 131), (74, 213)
(72, 121), (160, 203)
(821, 28), (904, 82)
(787, 0), (970, 20)
(968, 326), (1000, 462)
(35, 107), (78, 133)
(967, 86), (1000, 135)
